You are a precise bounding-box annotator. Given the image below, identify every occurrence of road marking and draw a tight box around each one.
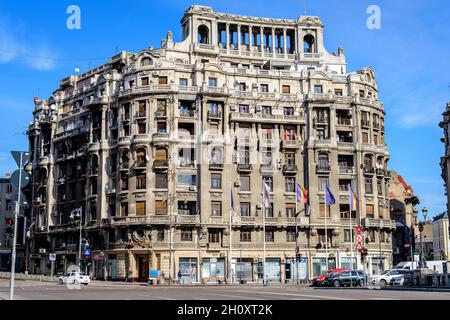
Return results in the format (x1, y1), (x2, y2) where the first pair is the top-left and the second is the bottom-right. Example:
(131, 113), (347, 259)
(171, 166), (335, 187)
(238, 289), (352, 300)
(155, 296), (177, 300)
(206, 292), (263, 300)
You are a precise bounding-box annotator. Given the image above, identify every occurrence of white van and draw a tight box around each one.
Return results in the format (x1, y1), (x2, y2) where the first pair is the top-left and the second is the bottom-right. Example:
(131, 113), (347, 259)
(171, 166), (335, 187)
(393, 261), (419, 270)
(394, 261), (448, 273)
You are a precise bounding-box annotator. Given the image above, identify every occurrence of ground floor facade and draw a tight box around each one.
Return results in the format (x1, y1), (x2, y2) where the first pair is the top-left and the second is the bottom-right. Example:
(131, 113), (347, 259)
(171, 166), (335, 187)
(29, 247), (392, 283)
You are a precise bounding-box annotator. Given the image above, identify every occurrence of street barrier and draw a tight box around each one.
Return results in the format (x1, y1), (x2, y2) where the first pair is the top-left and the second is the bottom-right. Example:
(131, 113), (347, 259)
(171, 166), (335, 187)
(0, 272), (58, 283)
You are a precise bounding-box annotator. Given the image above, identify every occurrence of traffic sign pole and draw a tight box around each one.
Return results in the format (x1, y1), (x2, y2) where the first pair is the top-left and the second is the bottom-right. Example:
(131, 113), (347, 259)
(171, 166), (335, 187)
(9, 152), (23, 301)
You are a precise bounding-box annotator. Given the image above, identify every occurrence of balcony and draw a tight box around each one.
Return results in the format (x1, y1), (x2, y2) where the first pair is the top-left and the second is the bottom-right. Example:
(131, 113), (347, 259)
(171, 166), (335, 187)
(237, 164), (253, 172)
(361, 120), (371, 128)
(119, 162), (130, 171)
(179, 110), (197, 118)
(155, 109), (167, 120)
(281, 139), (301, 150)
(363, 166), (375, 175)
(337, 118), (352, 126)
(209, 162), (224, 170)
(202, 85), (227, 96)
(176, 214), (201, 225)
(153, 160), (169, 171)
(363, 218), (396, 230)
(316, 164), (331, 173)
(376, 168), (385, 176)
(207, 111), (222, 121)
(339, 166), (355, 174)
(373, 122), (380, 130)
(306, 93), (335, 103)
(118, 136), (131, 147)
(313, 117), (329, 126)
(260, 163), (277, 175)
(152, 133), (170, 146)
(110, 215), (170, 226)
(282, 164), (298, 174)
(259, 138), (275, 148)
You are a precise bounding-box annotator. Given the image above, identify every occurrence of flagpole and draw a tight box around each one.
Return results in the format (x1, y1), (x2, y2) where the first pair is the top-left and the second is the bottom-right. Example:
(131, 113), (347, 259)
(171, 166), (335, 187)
(229, 181), (233, 285)
(325, 199), (329, 272)
(262, 178), (266, 286)
(349, 184), (354, 286)
(295, 183), (299, 285)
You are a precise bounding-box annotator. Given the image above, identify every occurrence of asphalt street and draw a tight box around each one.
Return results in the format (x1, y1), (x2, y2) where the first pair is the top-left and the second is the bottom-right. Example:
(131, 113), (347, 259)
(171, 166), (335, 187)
(1, 280), (449, 300)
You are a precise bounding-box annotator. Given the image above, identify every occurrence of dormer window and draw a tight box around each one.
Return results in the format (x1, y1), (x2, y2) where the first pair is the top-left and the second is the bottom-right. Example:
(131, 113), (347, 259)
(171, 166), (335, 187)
(140, 57), (153, 67)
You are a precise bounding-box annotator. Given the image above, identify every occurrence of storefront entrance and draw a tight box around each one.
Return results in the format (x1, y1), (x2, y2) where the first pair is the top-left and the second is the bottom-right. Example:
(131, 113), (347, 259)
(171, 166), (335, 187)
(179, 258), (197, 284)
(258, 258), (281, 283)
(312, 257), (337, 277)
(202, 258), (225, 283)
(233, 258), (253, 283)
(137, 256), (150, 282)
(285, 258), (308, 283)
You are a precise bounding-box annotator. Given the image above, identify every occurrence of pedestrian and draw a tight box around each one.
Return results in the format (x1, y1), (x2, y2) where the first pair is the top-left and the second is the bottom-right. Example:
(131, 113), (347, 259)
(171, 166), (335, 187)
(178, 270), (182, 285)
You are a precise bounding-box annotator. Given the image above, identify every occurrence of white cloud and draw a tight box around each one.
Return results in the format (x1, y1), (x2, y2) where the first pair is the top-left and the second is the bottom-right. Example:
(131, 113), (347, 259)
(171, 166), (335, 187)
(0, 21), (57, 71)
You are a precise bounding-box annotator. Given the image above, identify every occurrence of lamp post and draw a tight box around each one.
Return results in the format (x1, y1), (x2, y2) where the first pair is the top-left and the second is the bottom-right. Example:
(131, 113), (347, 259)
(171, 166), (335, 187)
(420, 207), (428, 267)
(411, 208), (418, 267)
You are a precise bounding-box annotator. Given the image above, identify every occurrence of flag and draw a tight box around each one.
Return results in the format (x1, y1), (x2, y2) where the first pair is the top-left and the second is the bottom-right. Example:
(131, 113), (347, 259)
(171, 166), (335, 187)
(297, 184), (308, 205)
(263, 180), (271, 208)
(325, 187), (336, 205)
(349, 185), (358, 212)
(231, 188), (235, 211)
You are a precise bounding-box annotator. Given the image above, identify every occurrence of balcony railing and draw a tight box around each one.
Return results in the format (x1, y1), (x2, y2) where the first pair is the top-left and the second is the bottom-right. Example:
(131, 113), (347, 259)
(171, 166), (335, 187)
(155, 109), (167, 119)
(207, 111), (222, 120)
(316, 164), (331, 172)
(281, 139), (301, 150)
(153, 160), (169, 170)
(363, 166), (375, 174)
(339, 166), (355, 174)
(237, 164), (253, 172)
(283, 164), (298, 174)
(209, 162), (224, 170)
(179, 110), (197, 118)
(313, 117), (329, 126)
(337, 118), (352, 126)
(361, 120), (371, 128)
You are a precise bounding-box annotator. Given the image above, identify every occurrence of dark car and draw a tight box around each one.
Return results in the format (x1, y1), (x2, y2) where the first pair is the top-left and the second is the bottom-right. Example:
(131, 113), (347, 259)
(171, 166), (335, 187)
(311, 268), (351, 287)
(325, 270), (367, 287)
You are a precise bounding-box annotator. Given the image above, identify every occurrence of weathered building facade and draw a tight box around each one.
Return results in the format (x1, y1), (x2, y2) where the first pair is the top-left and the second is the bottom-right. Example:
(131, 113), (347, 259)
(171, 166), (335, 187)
(27, 5), (395, 282)
(440, 102), (450, 225)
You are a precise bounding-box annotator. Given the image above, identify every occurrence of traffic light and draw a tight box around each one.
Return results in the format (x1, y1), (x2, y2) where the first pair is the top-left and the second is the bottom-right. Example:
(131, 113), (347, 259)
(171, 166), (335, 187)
(5, 217), (14, 226)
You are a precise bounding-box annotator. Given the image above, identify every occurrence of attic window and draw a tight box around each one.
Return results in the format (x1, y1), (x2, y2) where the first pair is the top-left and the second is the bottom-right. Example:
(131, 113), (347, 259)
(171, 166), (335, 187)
(140, 57), (153, 67)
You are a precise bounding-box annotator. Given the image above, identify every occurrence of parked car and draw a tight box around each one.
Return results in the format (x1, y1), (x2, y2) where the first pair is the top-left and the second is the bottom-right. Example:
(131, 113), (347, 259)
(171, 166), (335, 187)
(370, 269), (407, 287)
(58, 272), (90, 286)
(325, 270), (367, 287)
(390, 274), (405, 286)
(311, 268), (351, 287)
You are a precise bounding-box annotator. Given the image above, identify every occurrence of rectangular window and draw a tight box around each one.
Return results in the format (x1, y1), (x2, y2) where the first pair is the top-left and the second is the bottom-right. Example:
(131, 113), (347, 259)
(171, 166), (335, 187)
(380, 230), (386, 243)
(284, 107), (294, 116)
(344, 229), (355, 243)
(282, 85), (290, 94)
(209, 229), (221, 243)
(318, 229), (332, 247)
(208, 78), (217, 87)
(359, 90), (365, 98)
(368, 229), (376, 242)
(377, 179), (383, 195)
(155, 173), (168, 189)
(138, 122), (146, 134)
(236, 82), (246, 91)
(239, 104), (250, 114)
(286, 203), (296, 218)
(319, 203), (331, 218)
(211, 202), (222, 217)
(158, 76), (168, 85)
(334, 89), (343, 96)
(240, 229), (251, 242)
(366, 204), (374, 219)
(365, 178), (373, 195)
(138, 101), (146, 117)
(260, 84), (269, 93)
(179, 78), (188, 86)
(374, 134), (379, 145)
(155, 200), (167, 215)
(265, 203), (274, 218)
(181, 228), (193, 241)
(136, 201), (146, 216)
(157, 228), (165, 241)
(120, 203), (128, 217)
(240, 176), (250, 192)
(314, 85), (323, 94)
(263, 176), (273, 192)
(240, 203), (251, 217)
(287, 228), (296, 242)
(284, 127), (295, 140)
(141, 77), (149, 86)
(211, 174), (222, 189)
(318, 177), (329, 192)
(261, 106), (272, 115)
(136, 174), (146, 189)
(178, 174), (196, 186)
(285, 177), (295, 193)
(285, 152), (296, 166)
(265, 229), (275, 242)
(362, 132), (369, 143)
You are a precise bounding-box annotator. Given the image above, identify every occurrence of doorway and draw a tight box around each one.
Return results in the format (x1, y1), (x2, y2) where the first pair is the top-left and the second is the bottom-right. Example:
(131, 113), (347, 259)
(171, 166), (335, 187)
(138, 256), (150, 282)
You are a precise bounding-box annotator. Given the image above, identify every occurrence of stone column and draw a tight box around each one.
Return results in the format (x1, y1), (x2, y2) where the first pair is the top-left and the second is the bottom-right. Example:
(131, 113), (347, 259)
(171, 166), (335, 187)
(249, 25), (253, 53)
(283, 28), (288, 58)
(260, 27), (264, 53)
(226, 23), (230, 54)
(271, 28), (276, 55)
(237, 24), (242, 54)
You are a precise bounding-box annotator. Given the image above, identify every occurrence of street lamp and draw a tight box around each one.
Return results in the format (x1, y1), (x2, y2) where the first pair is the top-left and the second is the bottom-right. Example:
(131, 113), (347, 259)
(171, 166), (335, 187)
(419, 207), (428, 267)
(411, 208), (418, 265)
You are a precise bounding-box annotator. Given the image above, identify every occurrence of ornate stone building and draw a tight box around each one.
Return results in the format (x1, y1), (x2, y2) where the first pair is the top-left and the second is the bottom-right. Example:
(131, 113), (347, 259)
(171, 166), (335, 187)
(27, 5), (395, 282)
(440, 102), (450, 225)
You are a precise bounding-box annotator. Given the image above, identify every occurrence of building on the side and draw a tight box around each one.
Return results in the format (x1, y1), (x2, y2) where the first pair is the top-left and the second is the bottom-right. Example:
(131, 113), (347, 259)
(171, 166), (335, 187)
(440, 102), (450, 225)
(0, 175), (14, 271)
(388, 171), (420, 266)
(26, 5), (395, 282)
(432, 213), (449, 261)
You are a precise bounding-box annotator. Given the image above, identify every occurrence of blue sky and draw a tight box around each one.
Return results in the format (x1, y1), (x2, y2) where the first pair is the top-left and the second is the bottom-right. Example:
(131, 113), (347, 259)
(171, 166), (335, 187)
(0, 0), (448, 218)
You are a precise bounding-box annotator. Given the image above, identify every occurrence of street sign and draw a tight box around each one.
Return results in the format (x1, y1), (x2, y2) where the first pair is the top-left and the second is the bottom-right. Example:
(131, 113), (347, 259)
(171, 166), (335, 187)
(404, 244), (411, 250)
(49, 254), (57, 261)
(11, 151), (30, 168)
(355, 234), (364, 243)
(355, 226), (363, 234)
(84, 249), (91, 256)
(10, 170), (30, 189)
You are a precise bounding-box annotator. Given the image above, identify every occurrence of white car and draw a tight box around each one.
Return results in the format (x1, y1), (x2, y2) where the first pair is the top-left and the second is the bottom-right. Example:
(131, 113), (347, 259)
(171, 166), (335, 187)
(58, 272), (90, 286)
(370, 269), (406, 287)
(390, 275), (405, 286)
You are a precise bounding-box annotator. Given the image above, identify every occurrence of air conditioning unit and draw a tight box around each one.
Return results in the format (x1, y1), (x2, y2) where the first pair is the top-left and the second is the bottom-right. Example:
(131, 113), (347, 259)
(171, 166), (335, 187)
(234, 181), (241, 187)
(189, 186), (197, 192)
(230, 106), (237, 112)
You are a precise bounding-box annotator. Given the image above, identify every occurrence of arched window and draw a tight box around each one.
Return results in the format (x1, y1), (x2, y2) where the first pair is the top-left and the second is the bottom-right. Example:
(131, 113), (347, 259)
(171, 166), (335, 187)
(303, 34), (315, 53)
(198, 25), (209, 44)
(121, 151), (130, 169)
(136, 148), (147, 168)
(364, 155), (373, 169)
(155, 148), (168, 163)
(140, 57), (153, 67)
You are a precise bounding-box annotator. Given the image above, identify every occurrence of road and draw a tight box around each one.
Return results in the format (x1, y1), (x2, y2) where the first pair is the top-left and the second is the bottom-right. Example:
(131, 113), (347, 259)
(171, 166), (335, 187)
(1, 280), (449, 300)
